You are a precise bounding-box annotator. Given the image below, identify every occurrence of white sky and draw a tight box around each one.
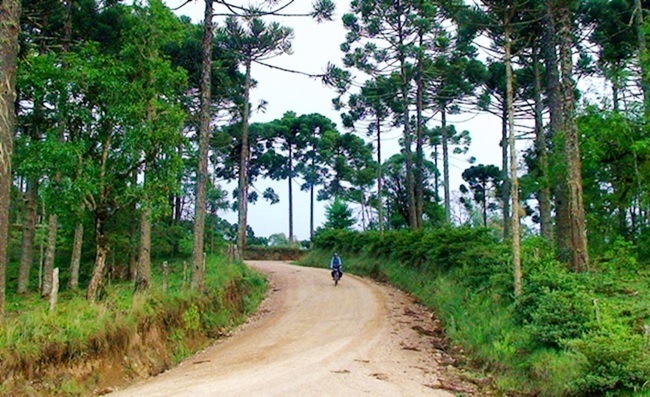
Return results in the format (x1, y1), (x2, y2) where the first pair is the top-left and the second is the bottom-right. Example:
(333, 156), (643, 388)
(167, 0), (506, 240)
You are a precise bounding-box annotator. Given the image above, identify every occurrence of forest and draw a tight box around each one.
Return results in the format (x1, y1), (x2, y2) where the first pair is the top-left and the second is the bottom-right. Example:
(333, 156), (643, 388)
(0, 0), (649, 395)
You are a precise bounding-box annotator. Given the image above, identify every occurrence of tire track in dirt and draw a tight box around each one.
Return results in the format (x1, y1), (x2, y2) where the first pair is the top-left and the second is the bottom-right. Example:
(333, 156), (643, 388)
(108, 261), (478, 397)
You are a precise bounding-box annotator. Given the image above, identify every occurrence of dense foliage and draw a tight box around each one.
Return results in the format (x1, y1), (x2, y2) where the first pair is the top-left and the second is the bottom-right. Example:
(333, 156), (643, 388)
(305, 228), (650, 396)
(1, 0), (650, 394)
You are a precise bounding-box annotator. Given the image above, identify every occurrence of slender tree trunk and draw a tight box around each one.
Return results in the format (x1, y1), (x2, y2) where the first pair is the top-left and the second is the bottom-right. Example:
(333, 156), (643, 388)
(636, 0), (650, 115)
(433, 143), (439, 200)
(191, 0), (213, 291)
(87, 209), (109, 302)
(237, 60), (252, 253)
(505, 17), (522, 298)
(533, 47), (553, 241)
(41, 213), (58, 297)
(501, 105), (510, 238)
(544, 1), (571, 262)
(175, 195), (182, 222)
(129, 172), (138, 279)
(558, 5), (589, 271)
(612, 79), (620, 112)
(398, 56), (417, 229)
(376, 118), (384, 235)
(87, 130), (112, 300)
(63, 0), (72, 52)
(135, 205), (151, 291)
(414, 43), (425, 228)
(310, 183), (315, 240)
(482, 182), (488, 227)
(69, 221), (83, 289)
(442, 106), (451, 223)
(309, 156), (315, 240)
(0, 0), (19, 315)
(172, 193), (181, 255)
(18, 179), (38, 294)
(288, 145), (294, 244)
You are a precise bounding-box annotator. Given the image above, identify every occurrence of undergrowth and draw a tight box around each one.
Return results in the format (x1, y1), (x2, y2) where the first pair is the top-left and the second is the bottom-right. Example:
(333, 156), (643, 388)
(300, 228), (650, 397)
(0, 255), (267, 396)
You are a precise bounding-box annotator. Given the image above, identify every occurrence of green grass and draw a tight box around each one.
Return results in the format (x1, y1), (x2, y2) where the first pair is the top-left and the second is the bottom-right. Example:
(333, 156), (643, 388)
(0, 254), (267, 395)
(299, 248), (650, 397)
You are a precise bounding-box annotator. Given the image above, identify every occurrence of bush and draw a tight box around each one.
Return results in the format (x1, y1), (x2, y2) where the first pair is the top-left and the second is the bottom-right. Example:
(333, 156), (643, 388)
(313, 226), (504, 275)
(598, 237), (640, 272)
(569, 327), (650, 394)
(516, 259), (596, 348)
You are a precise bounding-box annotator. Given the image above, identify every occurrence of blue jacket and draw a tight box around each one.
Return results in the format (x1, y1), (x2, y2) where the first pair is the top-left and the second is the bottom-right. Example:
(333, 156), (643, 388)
(330, 255), (342, 270)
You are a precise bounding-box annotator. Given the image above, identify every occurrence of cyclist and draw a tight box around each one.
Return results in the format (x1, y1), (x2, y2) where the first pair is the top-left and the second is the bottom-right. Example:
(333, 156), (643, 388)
(330, 253), (343, 280)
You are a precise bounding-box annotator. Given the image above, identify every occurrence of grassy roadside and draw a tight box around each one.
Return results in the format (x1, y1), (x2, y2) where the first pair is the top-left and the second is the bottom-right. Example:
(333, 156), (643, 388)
(299, 232), (650, 397)
(0, 255), (267, 396)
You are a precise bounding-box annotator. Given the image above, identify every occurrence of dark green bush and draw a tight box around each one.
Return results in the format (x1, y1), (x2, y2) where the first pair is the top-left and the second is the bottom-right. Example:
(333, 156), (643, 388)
(314, 226), (504, 275)
(569, 328), (650, 394)
(516, 259), (596, 348)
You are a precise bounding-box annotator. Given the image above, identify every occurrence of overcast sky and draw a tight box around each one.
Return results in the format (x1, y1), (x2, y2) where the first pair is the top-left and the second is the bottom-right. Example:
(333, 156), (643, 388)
(167, 0), (505, 240)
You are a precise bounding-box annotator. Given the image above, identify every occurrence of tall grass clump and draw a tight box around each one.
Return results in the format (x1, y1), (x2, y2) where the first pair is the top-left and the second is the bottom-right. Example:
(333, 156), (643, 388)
(302, 228), (650, 396)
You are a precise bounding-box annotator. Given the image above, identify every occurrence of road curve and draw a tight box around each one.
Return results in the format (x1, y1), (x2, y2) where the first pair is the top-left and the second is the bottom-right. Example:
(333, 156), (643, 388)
(109, 261), (462, 397)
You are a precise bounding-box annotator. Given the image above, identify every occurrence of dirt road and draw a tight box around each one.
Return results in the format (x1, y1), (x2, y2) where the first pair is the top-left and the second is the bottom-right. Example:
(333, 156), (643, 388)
(109, 261), (476, 397)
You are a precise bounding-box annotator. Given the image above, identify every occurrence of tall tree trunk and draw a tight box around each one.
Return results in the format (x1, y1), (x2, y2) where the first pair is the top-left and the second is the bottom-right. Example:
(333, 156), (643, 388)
(175, 195), (182, 222)
(87, 209), (109, 302)
(441, 106), (451, 223)
(501, 105), (510, 238)
(433, 143), (439, 200)
(172, 193), (181, 255)
(376, 118), (384, 235)
(309, 156), (315, 240)
(129, 172), (138, 279)
(135, 205), (151, 291)
(533, 47), (553, 241)
(310, 182), (315, 240)
(399, 55), (416, 229)
(288, 145), (294, 244)
(237, 60), (252, 253)
(18, 179), (38, 294)
(557, 4), (589, 271)
(0, 0), (19, 315)
(414, 43), (425, 228)
(41, 213), (58, 297)
(543, 1), (571, 262)
(87, 130), (112, 300)
(636, 0), (650, 115)
(191, 0), (213, 291)
(482, 182), (488, 227)
(612, 78), (620, 113)
(69, 221), (83, 289)
(505, 15), (522, 298)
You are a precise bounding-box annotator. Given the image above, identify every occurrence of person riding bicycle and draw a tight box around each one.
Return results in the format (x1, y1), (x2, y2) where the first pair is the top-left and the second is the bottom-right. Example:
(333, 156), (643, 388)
(330, 253), (343, 280)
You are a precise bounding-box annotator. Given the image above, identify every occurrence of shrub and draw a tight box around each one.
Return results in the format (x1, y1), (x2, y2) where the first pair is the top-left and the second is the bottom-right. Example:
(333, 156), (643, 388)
(569, 327), (650, 394)
(598, 237), (640, 272)
(516, 260), (596, 348)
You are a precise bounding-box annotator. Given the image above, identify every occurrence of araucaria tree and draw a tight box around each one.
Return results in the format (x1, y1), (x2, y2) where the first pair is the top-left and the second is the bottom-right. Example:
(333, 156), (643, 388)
(183, 0), (334, 268)
(218, 15), (293, 253)
(341, 0), (421, 229)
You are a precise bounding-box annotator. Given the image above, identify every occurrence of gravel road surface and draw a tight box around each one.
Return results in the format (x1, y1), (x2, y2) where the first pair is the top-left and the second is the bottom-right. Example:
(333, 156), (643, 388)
(109, 261), (475, 397)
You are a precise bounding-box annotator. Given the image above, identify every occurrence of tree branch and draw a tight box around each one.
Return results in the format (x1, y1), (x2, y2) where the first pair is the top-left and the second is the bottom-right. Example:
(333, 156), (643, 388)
(253, 59), (325, 78)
